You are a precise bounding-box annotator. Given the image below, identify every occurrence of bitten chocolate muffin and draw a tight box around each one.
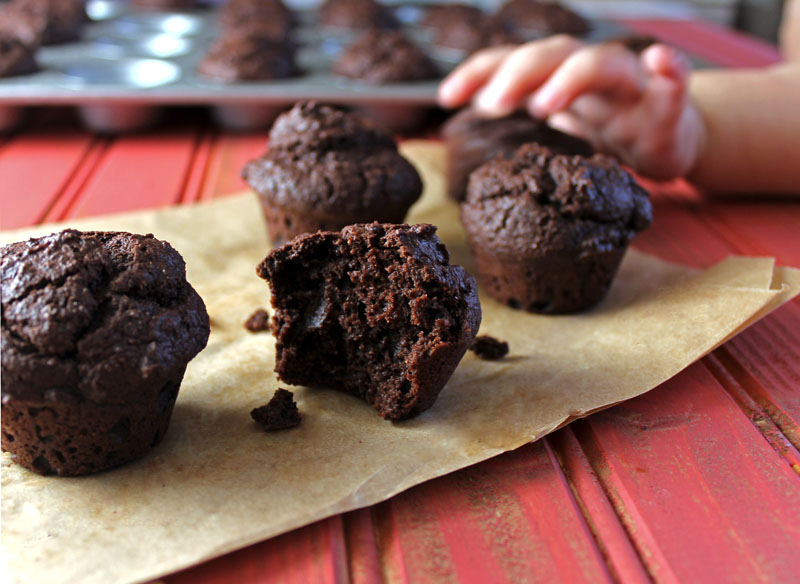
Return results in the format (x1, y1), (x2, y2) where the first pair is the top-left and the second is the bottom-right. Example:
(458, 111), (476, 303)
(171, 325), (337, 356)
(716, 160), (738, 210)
(461, 144), (652, 313)
(197, 33), (298, 81)
(332, 29), (439, 83)
(0, 33), (38, 78)
(442, 108), (594, 202)
(423, 4), (518, 55)
(242, 101), (423, 245)
(257, 223), (481, 420)
(319, 0), (397, 30)
(218, 0), (294, 42)
(1, 230), (210, 476)
(0, 0), (86, 46)
(497, 0), (590, 37)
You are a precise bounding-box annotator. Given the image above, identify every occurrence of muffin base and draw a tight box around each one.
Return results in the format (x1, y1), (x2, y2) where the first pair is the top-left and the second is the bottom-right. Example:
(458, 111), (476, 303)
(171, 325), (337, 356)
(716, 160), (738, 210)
(471, 246), (628, 314)
(1, 370), (185, 477)
(260, 201), (408, 246)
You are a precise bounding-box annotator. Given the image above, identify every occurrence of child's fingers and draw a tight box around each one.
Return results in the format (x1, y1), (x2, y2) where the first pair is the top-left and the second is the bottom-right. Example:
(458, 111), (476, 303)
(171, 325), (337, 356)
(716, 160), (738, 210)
(472, 35), (584, 117)
(641, 43), (692, 82)
(545, 110), (598, 144)
(437, 45), (517, 108)
(530, 43), (645, 117)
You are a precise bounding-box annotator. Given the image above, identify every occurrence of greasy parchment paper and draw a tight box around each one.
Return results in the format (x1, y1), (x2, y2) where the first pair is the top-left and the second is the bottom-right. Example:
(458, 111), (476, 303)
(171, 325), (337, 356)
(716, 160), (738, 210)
(2, 141), (799, 584)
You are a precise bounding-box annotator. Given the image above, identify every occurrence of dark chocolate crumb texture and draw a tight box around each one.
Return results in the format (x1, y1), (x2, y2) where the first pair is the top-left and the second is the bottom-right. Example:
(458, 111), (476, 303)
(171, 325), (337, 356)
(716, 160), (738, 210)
(1, 229), (210, 476)
(470, 336), (509, 360)
(257, 223), (481, 420)
(244, 308), (272, 333)
(251, 388), (302, 431)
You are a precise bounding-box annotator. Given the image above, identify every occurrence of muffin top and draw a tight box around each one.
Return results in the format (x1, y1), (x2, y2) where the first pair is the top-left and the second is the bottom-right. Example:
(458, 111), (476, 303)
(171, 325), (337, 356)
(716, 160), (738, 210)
(332, 29), (439, 84)
(443, 108), (593, 154)
(0, 0), (86, 46)
(423, 4), (518, 55)
(218, 0), (294, 41)
(1, 230), (210, 404)
(462, 144), (652, 255)
(422, 3), (483, 29)
(443, 109), (595, 201)
(0, 32), (38, 78)
(497, 0), (590, 37)
(197, 34), (298, 81)
(267, 100), (395, 153)
(132, 0), (201, 9)
(243, 101), (422, 217)
(434, 17), (518, 54)
(319, 0), (397, 30)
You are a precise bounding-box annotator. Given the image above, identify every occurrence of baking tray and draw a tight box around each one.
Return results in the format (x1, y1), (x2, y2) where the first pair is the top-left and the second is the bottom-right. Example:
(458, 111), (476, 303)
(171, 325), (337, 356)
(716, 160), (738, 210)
(0, 0), (635, 133)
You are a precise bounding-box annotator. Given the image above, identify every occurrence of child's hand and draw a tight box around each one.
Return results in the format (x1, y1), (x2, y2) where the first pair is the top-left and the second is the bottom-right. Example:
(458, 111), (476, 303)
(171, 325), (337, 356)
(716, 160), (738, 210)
(438, 36), (705, 181)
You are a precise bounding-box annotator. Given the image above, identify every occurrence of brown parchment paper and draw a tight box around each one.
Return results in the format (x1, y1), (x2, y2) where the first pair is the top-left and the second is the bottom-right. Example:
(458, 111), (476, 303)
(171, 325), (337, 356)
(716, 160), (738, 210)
(2, 141), (799, 584)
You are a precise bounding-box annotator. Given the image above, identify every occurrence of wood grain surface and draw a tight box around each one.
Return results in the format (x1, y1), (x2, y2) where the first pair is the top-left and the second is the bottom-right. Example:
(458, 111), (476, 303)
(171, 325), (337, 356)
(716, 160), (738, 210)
(0, 19), (797, 584)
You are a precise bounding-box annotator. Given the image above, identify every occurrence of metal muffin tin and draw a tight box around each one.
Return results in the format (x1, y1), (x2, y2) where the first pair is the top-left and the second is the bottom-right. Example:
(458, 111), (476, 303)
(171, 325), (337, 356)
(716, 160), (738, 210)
(0, 0), (631, 133)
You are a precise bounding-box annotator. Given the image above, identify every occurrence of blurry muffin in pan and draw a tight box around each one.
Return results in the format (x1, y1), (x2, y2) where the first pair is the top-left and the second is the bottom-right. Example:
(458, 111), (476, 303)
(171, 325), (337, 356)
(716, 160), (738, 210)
(332, 29), (439, 83)
(197, 33), (299, 81)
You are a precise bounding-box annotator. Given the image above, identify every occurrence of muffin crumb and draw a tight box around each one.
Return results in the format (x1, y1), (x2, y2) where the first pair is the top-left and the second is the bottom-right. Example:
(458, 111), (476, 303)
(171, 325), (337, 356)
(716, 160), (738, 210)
(244, 308), (271, 333)
(251, 388), (301, 431)
(470, 336), (509, 360)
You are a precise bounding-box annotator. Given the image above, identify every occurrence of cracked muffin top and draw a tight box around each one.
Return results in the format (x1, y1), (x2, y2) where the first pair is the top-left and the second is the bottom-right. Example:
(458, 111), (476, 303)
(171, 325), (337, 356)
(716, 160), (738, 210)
(1, 229), (210, 404)
(462, 143), (652, 256)
(242, 101), (422, 217)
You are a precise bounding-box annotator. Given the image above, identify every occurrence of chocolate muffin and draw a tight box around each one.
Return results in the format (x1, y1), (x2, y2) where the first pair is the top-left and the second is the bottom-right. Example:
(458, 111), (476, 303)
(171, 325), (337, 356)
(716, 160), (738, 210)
(442, 108), (594, 202)
(461, 144), (652, 313)
(423, 4), (518, 55)
(332, 29), (439, 84)
(257, 223), (481, 420)
(242, 101), (423, 245)
(0, 33), (38, 78)
(218, 0), (294, 41)
(0, 0), (86, 46)
(319, 0), (397, 30)
(1, 230), (210, 476)
(197, 33), (298, 81)
(497, 0), (590, 37)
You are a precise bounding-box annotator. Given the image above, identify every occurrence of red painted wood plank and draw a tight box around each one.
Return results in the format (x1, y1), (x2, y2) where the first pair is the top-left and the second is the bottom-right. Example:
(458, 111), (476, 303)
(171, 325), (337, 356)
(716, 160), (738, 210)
(375, 441), (614, 583)
(633, 191), (734, 268)
(573, 362), (800, 583)
(200, 133), (266, 200)
(547, 431), (650, 584)
(343, 508), (383, 584)
(165, 515), (349, 584)
(62, 132), (201, 219)
(41, 139), (111, 223)
(721, 306), (800, 441)
(624, 19), (782, 67)
(682, 200), (800, 268)
(705, 350), (800, 472)
(0, 132), (95, 229)
(181, 130), (217, 204)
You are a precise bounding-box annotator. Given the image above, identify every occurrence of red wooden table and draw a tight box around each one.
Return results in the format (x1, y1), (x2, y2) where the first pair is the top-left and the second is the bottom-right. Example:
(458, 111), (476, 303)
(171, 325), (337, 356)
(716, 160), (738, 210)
(2, 19), (799, 584)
